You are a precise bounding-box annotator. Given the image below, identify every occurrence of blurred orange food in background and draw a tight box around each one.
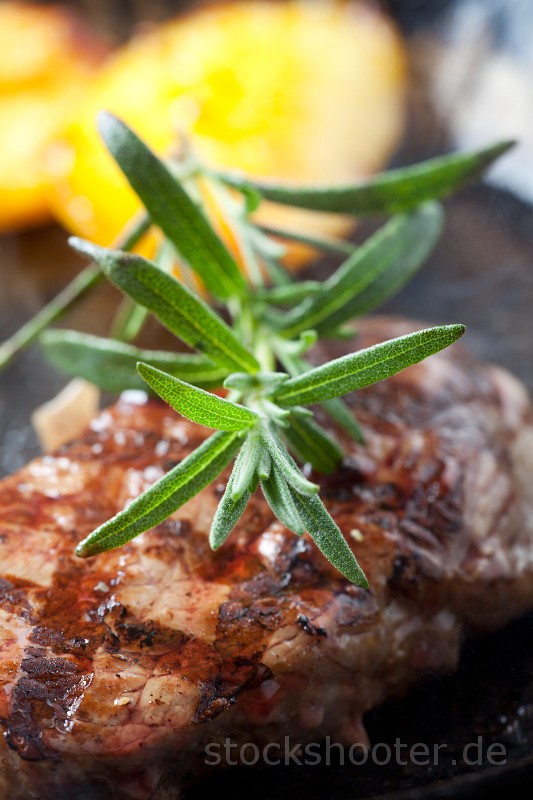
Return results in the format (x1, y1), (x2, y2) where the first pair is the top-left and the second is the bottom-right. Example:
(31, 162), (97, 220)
(44, 0), (407, 250)
(0, 2), (106, 233)
(0, 1), (407, 247)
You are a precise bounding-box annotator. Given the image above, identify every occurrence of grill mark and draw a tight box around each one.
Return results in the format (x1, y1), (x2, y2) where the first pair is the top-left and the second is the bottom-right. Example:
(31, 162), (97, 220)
(193, 660), (273, 723)
(4, 653), (93, 761)
(0, 577), (36, 618)
(0, 411), (237, 754)
(0, 406), (484, 758)
(0, 403), (266, 757)
(113, 616), (191, 653)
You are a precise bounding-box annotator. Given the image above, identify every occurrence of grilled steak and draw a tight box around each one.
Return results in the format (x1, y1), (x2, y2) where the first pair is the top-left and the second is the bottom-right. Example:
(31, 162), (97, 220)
(1, 316), (533, 799)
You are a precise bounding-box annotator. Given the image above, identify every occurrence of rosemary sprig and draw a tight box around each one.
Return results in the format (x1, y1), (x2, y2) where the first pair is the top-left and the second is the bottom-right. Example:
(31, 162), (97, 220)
(1, 113), (512, 586)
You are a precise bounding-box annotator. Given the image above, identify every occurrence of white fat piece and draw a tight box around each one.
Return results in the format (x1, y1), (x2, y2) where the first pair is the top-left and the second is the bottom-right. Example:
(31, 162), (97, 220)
(32, 378), (100, 451)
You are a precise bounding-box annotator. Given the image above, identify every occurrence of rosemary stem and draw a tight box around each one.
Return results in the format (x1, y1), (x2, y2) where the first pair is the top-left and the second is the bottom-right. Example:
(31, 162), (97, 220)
(255, 333), (276, 372)
(214, 178), (264, 288)
(0, 265), (101, 370)
(0, 213), (151, 371)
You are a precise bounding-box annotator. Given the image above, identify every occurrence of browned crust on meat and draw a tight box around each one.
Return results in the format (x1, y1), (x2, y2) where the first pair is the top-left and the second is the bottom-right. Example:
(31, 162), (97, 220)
(1, 317), (533, 798)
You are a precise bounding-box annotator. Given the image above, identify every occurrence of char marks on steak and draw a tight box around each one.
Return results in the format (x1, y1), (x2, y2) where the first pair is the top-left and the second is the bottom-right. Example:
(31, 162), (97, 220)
(1, 317), (533, 799)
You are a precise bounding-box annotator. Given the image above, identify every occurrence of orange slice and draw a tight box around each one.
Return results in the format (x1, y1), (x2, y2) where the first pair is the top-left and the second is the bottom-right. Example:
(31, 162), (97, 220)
(45, 1), (406, 257)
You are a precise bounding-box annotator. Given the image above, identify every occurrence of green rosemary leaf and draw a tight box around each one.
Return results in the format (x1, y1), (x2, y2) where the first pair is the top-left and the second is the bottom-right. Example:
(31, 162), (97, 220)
(262, 256), (293, 287)
(289, 489), (368, 587)
(280, 330), (318, 356)
(274, 348), (364, 441)
(321, 397), (365, 443)
(272, 325), (466, 407)
(261, 399), (291, 427)
(70, 239), (260, 374)
(230, 432), (262, 499)
(261, 467), (306, 535)
(261, 426), (319, 496)
(137, 363), (258, 431)
(255, 281), (323, 306)
(329, 325), (359, 340)
(289, 405), (314, 419)
(76, 430), (240, 557)
(223, 372), (256, 391)
(257, 447), (272, 480)
(283, 415), (342, 474)
(320, 206), (443, 333)
(217, 140), (514, 215)
(209, 466), (250, 550)
(269, 330), (317, 365)
(258, 224), (356, 256)
(224, 371), (288, 392)
(281, 203), (443, 337)
(246, 225), (287, 261)
(99, 112), (247, 300)
(275, 347), (365, 442)
(40, 330), (227, 392)
(248, 473), (260, 495)
(240, 185), (263, 215)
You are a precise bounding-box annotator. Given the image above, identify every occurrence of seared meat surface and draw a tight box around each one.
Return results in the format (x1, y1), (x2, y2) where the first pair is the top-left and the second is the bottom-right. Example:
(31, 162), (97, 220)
(1, 317), (533, 799)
